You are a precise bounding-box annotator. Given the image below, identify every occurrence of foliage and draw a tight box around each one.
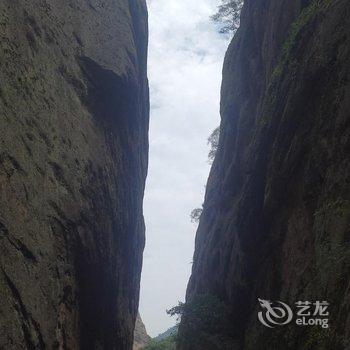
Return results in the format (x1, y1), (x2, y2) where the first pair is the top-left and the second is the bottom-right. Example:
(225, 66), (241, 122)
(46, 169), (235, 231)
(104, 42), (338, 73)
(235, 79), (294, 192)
(143, 335), (176, 350)
(167, 295), (227, 328)
(207, 127), (220, 163)
(154, 325), (178, 342)
(280, 1), (319, 64)
(167, 295), (233, 348)
(190, 207), (203, 223)
(270, 0), (321, 85)
(305, 327), (345, 350)
(190, 126), (220, 225)
(264, 0), (322, 127)
(211, 0), (244, 34)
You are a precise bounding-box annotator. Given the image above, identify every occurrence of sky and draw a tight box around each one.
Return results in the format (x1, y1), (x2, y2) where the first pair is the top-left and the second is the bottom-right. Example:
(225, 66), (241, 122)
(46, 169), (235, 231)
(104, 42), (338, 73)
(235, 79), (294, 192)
(139, 0), (230, 337)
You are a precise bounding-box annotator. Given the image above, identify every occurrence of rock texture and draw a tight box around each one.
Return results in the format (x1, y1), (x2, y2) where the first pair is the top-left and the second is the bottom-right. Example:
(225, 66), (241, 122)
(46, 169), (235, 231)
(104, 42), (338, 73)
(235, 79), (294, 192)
(133, 313), (150, 350)
(0, 0), (148, 349)
(182, 0), (350, 349)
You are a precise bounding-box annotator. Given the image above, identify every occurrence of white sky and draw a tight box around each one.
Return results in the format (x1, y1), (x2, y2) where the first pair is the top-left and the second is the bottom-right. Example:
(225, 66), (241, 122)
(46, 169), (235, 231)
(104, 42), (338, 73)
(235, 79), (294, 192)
(139, 0), (229, 337)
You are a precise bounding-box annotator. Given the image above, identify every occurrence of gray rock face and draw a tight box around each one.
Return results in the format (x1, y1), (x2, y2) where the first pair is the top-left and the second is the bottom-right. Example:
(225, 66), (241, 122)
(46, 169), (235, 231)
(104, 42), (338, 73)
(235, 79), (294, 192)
(133, 313), (150, 350)
(182, 0), (350, 349)
(0, 1), (148, 349)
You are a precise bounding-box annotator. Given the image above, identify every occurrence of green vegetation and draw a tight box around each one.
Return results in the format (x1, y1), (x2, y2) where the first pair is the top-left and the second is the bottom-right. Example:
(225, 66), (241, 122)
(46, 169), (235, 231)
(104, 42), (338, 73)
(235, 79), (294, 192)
(211, 0), (244, 34)
(143, 335), (176, 350)
(142, 326), (178, 350)
(154, 325), (178, 342)
(167, 295), (234, 349)
(167, 295), (227, 325)
(261, 0), (324, 128)
(281, 2), (319, 63)
(190, 207), (203, 223)
(270, 0), (327, 84)
(313, 198), (350, 218)
(189, 126), (220, 224)
(207, 126), (220, 163)
(304, 327), (348, 350)
(309, 198), (350, 320)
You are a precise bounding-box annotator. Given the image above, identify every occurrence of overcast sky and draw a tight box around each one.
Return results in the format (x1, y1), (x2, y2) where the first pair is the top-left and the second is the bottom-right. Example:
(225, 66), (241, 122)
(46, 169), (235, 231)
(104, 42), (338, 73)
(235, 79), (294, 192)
(139, 0), (230, 337)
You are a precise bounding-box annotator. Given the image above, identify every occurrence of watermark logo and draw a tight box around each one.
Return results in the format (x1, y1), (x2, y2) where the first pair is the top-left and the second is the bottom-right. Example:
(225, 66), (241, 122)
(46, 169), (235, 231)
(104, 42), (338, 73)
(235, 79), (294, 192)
(258, 299), (293, 328)
(258, 299), (329, 329)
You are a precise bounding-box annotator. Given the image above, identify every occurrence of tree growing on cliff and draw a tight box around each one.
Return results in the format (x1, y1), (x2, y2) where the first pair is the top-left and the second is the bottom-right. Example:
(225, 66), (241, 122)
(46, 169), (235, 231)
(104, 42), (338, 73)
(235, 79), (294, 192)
(211, 0), (244, 34)
(167, 295), (233, 349)
(143, 336), (176, 350)
(208, 126), (220, 163)
(190, 127), (220, 224)
(190, 207), (203, 223)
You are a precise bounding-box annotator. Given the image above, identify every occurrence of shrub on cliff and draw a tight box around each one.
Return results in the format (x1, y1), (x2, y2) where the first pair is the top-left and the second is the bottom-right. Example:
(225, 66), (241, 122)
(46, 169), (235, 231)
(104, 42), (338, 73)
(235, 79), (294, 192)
(211, 0), (244, 34)
(167, 295), (235, 349)
(189, 126), (220, 225)
(143, 336), (176, 350)
(190, 207), (203, 223)
(208, 126), (220, 163)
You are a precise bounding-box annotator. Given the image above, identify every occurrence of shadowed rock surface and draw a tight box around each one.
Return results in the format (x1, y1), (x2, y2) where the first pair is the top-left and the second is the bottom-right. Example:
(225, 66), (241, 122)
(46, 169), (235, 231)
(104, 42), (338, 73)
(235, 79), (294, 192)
(0, 0), (149, 349)
(133, 313), (151, 350)
(181, 0), (350, 349)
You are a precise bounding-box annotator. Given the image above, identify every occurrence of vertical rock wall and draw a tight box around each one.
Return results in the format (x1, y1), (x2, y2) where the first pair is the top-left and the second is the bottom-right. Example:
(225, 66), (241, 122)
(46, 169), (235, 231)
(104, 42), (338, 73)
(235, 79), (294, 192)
(0, 0), (149, 349)
(133, 313), (151, 350)
(183, 0), (350, 349)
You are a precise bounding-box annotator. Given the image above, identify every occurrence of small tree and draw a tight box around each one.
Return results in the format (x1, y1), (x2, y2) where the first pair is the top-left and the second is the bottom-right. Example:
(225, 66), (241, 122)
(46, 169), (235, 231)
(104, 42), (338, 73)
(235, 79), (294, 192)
(211, 0), (244, 34)
(208, 127), (220, 163)
(143, 336), (177, 350)
(190, 128), (220, 225)
(190, 208), (203, 223)
(167, 295), (233, 349)
(167, 295), (227, 327)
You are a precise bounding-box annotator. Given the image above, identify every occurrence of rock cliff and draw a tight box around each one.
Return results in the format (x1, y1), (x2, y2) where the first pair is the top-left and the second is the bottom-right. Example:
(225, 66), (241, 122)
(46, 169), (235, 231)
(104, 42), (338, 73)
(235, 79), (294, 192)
(0, 0), (148, 349)
(182, 0), (350, 349)
(133, 313), (151, 350)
